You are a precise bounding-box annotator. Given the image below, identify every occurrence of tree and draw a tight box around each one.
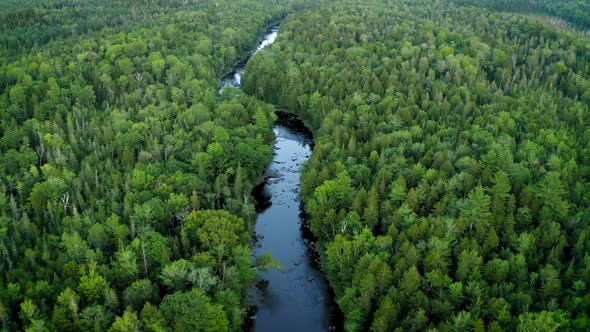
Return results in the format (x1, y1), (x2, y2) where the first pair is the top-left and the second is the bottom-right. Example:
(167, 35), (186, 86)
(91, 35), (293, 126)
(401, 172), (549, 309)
(371, 296), (399, 332)
(400, 266), (422, 304)
(87, 223), (109, 251)
(517, 311), (562, 332)
(214, 289), (245, 331)
(166, 193), (189, 226)
(363, 188), (380, 228)
(536, 172), (569, 222)
(80, 305), (113, 332)
(456, 250), (483, 282)
(29, 177), (67, 221)
(111, 247), (139, 288)
(108, 311), (141, 332)
(460, 186), (492, 239)
(123, 279), (158, 312)
(61, 232), (91, 264)
(187, 210), (248, 260)
(254, 251), (284, 272)
(140, 303), (167, 332)
(19, 299), (40, 327)
(52, 288), (80, 331)
(159, 289), (228, 332)
(160, 260), (193, 292)
(78, 262), (109, 304)
(308, 171), (354, 240)
(131, 231), (171, 278)
(450, 311), (473, 332)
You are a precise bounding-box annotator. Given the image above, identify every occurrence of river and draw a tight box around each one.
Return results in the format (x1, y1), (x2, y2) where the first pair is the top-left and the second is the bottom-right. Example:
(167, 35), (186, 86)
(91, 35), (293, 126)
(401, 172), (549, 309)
(219, 25), (342, 331)
(219, 26), (277, 91)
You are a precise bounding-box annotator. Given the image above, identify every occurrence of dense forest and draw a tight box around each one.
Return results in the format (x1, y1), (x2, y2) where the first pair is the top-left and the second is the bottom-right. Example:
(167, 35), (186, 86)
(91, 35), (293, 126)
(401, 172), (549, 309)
(0, 0), (318, 330)
(2, 0), (590, 331)
(244, 0), (590, 330)
(456, 0), (590, 31)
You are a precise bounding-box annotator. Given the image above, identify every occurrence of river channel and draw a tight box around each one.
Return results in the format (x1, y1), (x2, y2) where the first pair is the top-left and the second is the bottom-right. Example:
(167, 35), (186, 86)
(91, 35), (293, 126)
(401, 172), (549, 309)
(219, 25), (341, 332)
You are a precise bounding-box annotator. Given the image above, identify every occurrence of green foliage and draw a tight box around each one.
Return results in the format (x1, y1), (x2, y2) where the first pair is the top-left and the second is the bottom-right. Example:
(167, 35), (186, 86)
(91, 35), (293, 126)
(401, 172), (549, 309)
(456, 0), (590, 30)
(78, 262), (109, 304)
(255, 251), (285, 272)
(159, 289), (228, 332)
(2, 0), (590, 330)
(108, 311), (141, 332)
(0, 0), (319, 330)
(517, 311), (564, 332)
(244, 0), (590, 330)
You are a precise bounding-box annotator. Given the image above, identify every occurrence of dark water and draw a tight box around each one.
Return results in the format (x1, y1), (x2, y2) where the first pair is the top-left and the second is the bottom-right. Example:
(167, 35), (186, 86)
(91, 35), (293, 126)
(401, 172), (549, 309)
(250, 113), (341, 332)
(219, 26), (342, 331)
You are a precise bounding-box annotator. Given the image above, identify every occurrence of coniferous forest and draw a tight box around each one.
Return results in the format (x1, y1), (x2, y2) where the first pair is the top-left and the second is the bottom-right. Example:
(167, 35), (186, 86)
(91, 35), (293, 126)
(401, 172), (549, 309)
(1, 0), (590, 331)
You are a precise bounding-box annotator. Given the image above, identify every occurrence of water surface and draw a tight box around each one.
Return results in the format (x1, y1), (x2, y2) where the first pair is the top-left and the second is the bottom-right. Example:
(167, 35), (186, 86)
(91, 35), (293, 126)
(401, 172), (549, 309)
(250, 113), (340, 332)
(219, 24), (341, 332)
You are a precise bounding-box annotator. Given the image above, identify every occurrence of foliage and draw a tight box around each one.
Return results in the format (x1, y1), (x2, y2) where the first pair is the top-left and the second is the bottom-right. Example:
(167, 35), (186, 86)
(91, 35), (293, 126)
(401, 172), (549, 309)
(0, 0), (317, 330)
(244, 0), (590, 330)
(456, 0), (590, 30)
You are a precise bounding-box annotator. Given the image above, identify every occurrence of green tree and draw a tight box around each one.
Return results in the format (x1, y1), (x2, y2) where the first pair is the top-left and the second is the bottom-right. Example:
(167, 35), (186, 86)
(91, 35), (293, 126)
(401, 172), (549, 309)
(109, 311), (141, 332)
(123, 279), (158, 312)
(52, 288), (80, 331)
(517, 311), (562, 332)
(159, 289), (228, 332)
(78, 262), (109, 304)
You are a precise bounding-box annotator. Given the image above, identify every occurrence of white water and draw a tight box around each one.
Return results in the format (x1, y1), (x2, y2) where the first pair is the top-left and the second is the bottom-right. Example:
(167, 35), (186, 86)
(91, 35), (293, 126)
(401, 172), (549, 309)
(219, 27), (278, 92)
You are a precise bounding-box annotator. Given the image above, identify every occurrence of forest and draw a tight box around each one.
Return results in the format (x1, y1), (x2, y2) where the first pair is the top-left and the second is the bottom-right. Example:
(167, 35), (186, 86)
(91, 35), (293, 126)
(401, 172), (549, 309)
(0, 0), (316, 330)
(1, 0), (590, 331)
(456, 0), (590, 31)
(243, 0), (590, 330)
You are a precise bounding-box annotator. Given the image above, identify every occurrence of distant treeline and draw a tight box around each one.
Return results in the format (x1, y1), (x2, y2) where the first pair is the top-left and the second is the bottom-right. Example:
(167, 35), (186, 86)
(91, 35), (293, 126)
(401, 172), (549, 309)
(456, 0), (590, 30)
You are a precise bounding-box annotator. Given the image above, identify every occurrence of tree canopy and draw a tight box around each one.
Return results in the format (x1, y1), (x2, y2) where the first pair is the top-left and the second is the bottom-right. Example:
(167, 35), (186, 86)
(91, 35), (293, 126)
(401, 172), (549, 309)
(0, 0), (318, 330)
(2, 0), (590, 330)
(244, 0), (590, 330)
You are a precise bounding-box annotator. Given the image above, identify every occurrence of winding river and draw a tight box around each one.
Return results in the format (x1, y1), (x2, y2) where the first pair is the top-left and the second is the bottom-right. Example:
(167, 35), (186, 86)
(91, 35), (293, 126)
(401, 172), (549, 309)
(220, 25), (341, 331)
